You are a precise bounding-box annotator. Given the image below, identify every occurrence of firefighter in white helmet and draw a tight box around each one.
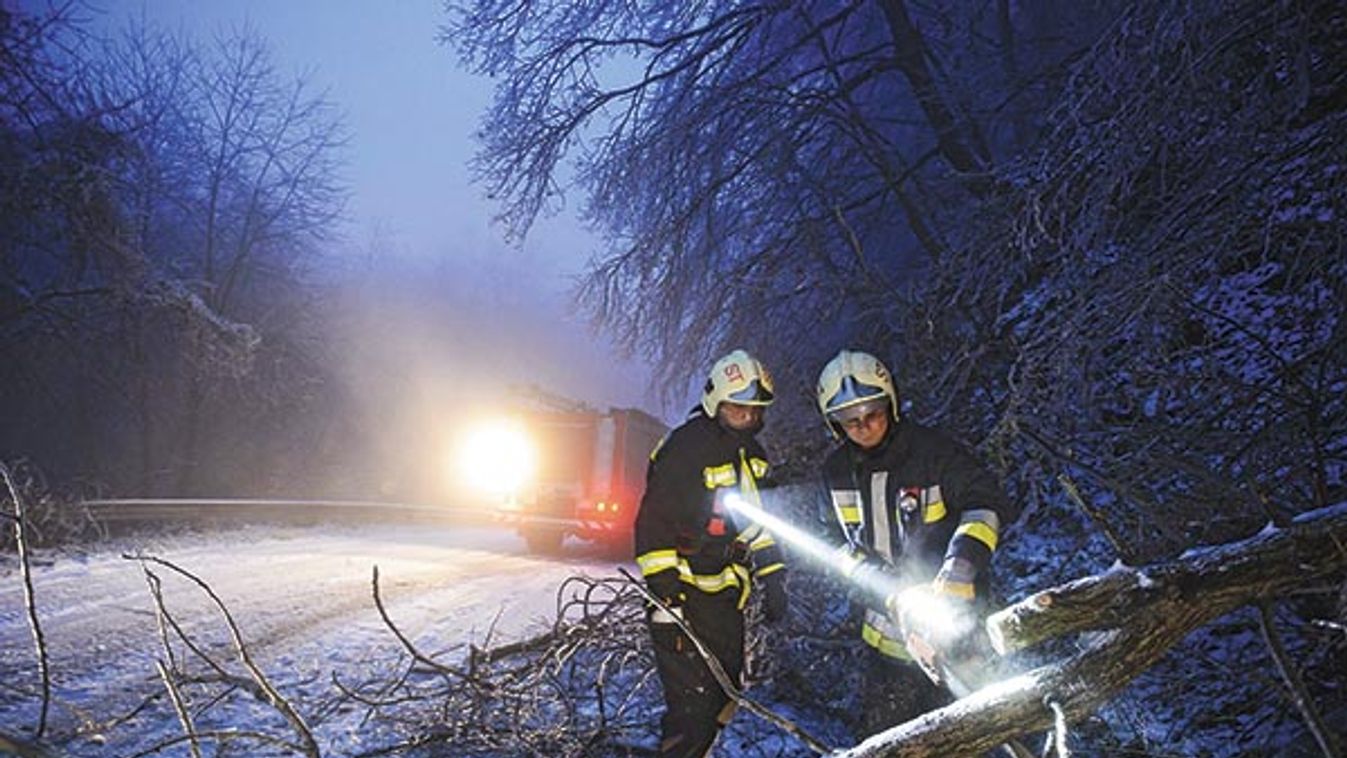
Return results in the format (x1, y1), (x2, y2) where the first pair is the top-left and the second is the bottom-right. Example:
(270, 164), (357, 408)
(816, 349), (1018, 736)
(634, 348), (787, 757)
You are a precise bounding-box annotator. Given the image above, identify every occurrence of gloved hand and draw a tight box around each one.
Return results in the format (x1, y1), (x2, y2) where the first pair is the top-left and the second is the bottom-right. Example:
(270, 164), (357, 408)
(646, 569), (685, 620)
(646, 579), (690, 654)
(932, 556), (977, 602)
(649, 602), (685, 626)
(762, 573), (788, 624)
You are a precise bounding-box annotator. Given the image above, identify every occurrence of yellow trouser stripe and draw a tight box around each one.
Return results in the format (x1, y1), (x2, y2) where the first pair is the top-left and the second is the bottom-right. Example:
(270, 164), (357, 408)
(956, 520), (999, 551)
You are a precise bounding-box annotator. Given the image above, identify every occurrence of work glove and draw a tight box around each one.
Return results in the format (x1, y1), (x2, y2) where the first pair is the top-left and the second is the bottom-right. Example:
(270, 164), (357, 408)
(761, 573), (788, 625)
(885, 583), (980, 686)
(646, 569), (685, 621)
(931, 556), (977, 602)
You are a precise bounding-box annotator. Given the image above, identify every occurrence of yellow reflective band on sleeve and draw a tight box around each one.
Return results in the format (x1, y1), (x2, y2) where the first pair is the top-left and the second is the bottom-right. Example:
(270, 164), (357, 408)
(955, 520), (999, 551)
(923, 500), (946, 523)
(754, 562), (784, 581)
(704, 463), (736, 489)
(748, 457), (768, 478)
(748, 532), (775, 551)
(831, 489), (863, 527)
(861, 621), (913, 661)
(933, 576), (976, 600)
(738, 522), (763, 542)
(636, 549), (680, 576)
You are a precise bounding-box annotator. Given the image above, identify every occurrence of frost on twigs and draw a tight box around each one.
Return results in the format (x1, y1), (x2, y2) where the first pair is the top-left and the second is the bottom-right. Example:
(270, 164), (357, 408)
(123, 552), (321, 758)
(351, 567), (850, 757)
(345, 571), (663, 756)
(0, 460), (105, 553)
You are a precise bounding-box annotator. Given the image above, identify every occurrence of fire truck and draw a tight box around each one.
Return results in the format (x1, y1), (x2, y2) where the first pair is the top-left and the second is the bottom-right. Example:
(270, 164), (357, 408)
(453, 390), (667, 553)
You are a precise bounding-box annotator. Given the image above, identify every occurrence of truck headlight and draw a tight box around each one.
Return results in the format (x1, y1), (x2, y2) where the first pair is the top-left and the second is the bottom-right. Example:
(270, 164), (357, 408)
(453, 420), (536, 500)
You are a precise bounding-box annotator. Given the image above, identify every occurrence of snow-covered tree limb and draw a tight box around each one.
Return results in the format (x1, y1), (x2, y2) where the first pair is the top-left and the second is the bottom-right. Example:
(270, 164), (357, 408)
(835, 503), (1347, 757)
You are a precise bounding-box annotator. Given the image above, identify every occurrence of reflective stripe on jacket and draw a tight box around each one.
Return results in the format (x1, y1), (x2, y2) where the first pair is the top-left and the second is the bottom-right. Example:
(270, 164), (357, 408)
(634, 410), (784, 610)
(823, 419), (1016, 658)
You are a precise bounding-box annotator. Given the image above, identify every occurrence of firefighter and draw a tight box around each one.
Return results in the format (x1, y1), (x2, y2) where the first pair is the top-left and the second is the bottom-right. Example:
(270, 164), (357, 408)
(634, 348), (788, 758)
(816, 349), (1019, 737)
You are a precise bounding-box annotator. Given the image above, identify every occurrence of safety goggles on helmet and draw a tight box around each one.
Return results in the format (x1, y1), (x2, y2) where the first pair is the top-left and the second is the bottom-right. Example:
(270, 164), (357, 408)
(816, 349), (900, 437)
(821, 377), (889, 417)
(726, 379), (773, 405)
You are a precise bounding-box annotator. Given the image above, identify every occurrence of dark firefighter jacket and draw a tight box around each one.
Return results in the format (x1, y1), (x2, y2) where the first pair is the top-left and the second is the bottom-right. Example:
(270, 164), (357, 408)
(822, 418), (1018, 659)
(634, 410), (784, 609)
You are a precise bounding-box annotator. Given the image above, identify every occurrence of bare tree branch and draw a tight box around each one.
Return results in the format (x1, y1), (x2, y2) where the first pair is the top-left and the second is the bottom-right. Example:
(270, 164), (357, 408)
(1, 461), (52, 740)
(124, 552), (321, 758)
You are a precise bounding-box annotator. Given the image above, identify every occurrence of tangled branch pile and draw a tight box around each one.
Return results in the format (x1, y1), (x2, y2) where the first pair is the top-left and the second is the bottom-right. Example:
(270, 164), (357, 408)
(339, 574), (662, 756)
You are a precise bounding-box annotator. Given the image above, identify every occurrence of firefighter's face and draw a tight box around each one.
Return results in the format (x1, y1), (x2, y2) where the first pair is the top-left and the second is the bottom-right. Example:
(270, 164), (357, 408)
(840, 405), (889, 449)
(717, 402), (764, 432)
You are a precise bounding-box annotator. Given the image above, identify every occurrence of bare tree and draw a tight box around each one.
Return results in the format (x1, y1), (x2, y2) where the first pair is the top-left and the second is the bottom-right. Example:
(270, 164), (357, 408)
(442, 0), (1110, 400)
(158, 24), (347, 492)
(0, 10), (348, 495)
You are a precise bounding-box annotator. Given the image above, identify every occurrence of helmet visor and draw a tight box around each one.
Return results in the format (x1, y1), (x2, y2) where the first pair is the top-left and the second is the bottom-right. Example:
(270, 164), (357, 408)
(822, 376), (887, 415)
(828, 397), (888, 424)
(726, 378), (774, 406)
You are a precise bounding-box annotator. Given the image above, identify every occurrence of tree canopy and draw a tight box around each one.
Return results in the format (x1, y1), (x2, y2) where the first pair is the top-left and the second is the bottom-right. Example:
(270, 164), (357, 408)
(446, 0), (1346, 749)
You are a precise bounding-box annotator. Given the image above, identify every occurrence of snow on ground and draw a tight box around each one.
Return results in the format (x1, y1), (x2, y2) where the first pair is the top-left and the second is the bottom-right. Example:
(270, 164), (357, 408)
(0, 520), (627, 756)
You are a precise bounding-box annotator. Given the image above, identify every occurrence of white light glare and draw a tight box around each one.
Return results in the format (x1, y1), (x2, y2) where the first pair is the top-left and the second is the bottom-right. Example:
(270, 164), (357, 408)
(722, 491), (974, 649)
(721, 492), (905, 603)
(453, 420), (536, 499)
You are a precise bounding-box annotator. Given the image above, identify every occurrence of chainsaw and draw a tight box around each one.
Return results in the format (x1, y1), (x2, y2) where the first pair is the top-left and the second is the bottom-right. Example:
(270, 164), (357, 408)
(887, 586), (1037, 758)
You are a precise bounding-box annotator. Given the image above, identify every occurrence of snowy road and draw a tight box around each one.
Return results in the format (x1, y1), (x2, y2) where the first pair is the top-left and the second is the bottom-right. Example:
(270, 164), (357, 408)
(0, 521), (629, 755)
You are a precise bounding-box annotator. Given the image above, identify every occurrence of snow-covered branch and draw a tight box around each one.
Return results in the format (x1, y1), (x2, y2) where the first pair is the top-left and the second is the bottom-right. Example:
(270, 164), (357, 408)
(837, 504), (1347, 757)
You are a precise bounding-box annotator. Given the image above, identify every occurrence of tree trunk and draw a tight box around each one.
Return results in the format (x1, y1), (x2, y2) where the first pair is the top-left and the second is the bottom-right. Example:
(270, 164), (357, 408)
(875, 0), (992, 190)
(835, 503), (1347, 757)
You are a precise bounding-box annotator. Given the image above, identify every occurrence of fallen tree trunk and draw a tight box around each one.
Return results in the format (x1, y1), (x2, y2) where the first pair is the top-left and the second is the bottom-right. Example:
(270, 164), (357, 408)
(835, 502), (1347, 757)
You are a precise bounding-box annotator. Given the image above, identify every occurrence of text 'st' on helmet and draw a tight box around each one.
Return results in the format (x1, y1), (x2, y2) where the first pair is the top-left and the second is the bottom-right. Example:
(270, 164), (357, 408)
(816, 349), (900, 436)
(701, 349), (775, 417)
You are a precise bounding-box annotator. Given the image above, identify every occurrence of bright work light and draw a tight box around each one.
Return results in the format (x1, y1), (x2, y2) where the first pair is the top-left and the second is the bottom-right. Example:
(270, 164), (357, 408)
(453, 419), (537, 501)
(721, 490), (979, 686)
(721, 491), (905, 601)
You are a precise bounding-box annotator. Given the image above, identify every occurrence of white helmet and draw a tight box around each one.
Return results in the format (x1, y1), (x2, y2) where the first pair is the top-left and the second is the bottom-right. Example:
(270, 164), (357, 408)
(816, 350), (899, 435)
(701, 349), (775, 417)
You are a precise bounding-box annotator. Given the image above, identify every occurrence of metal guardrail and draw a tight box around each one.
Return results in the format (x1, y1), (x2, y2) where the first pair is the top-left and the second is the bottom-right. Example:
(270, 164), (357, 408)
(75, 498), (491, 527)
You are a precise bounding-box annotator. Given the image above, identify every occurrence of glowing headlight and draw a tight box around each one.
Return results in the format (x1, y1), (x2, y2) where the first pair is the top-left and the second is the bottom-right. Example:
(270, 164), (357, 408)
(453, 420), (536, 499)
